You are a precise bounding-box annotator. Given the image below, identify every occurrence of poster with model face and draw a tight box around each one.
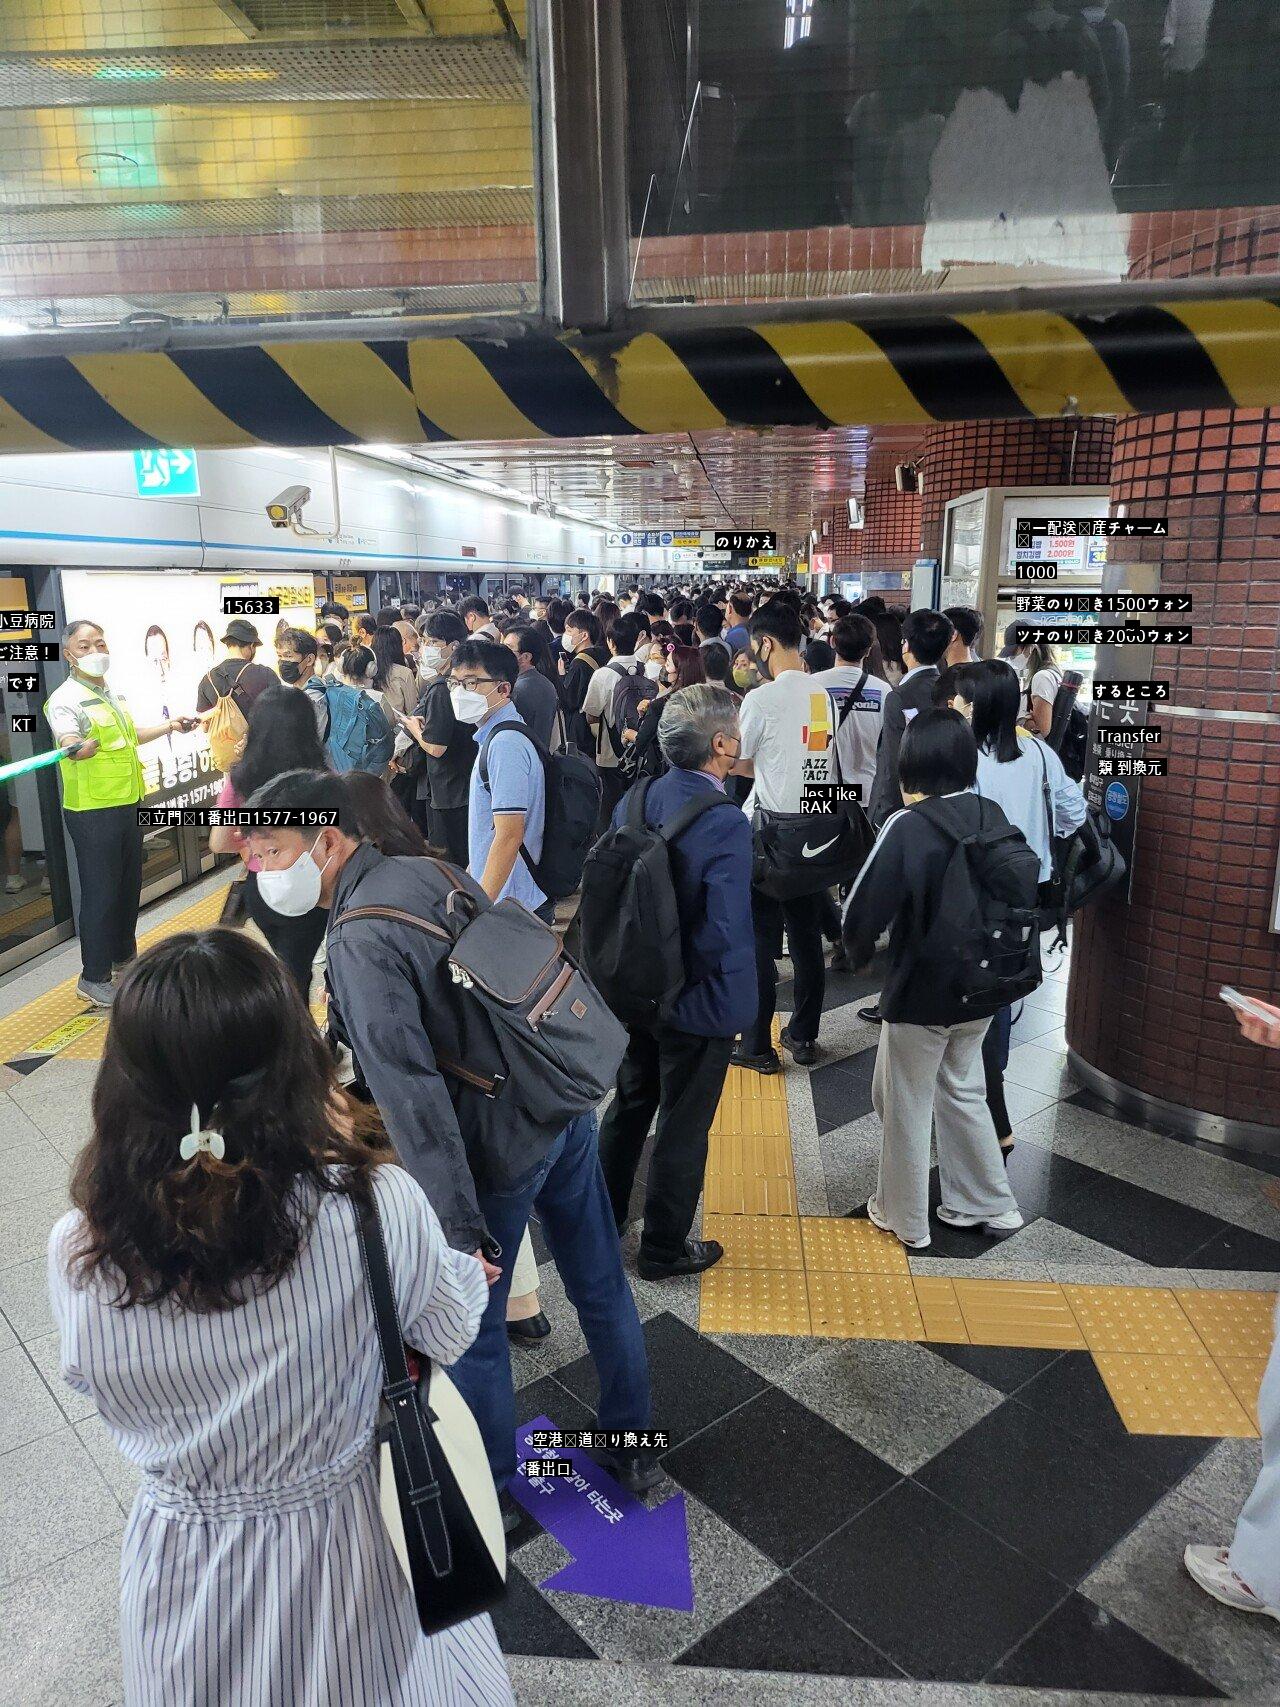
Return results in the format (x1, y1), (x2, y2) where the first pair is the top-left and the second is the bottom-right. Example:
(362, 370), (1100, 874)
(59, 571), (317, 808)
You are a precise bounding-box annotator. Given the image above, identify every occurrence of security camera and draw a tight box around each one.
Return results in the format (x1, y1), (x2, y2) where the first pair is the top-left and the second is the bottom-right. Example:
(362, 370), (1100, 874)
(266, 485), (311, 528)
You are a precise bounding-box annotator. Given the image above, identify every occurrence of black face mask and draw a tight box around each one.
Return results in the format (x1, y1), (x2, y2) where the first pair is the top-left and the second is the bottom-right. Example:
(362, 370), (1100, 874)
(751, 642), (773, 682)
(278, 659), (303, 684)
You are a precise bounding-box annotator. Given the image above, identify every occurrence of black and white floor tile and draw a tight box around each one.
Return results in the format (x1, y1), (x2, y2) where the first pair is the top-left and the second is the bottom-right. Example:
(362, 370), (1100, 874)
(501, 946), (1280, 1702)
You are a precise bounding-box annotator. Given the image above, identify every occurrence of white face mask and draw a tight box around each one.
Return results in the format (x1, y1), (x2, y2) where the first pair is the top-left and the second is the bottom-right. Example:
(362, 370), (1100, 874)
(77, 651), (110, 678)
(257, 833), (333, 918)
(419, 645), (446, 675)
(449, 685), (490, 724)
(644, 659), (664, 681)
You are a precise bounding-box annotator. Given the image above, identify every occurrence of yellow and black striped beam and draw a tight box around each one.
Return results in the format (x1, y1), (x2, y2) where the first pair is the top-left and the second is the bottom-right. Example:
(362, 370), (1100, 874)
(0, 297), (1275, 453)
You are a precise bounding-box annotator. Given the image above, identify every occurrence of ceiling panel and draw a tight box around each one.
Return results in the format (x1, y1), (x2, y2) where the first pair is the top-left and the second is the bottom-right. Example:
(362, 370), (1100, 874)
(407, 425), (926, 540)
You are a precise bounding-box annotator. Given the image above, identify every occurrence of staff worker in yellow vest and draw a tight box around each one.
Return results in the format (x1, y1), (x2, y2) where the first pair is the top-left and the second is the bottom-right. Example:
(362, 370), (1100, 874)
(45, 620), (199, 1007)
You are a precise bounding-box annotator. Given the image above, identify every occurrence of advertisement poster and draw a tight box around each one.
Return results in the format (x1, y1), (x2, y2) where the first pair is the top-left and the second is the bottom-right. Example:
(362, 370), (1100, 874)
(59, 572), (316, 808)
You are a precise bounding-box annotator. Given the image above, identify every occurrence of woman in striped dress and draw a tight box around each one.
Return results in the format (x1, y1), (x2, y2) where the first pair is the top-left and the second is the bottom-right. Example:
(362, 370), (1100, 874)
(47, 928), (514, 1707)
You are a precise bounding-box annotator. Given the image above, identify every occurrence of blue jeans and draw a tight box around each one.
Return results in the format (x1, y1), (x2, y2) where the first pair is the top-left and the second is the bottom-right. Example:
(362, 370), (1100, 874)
(450, 1111), (651, 1489)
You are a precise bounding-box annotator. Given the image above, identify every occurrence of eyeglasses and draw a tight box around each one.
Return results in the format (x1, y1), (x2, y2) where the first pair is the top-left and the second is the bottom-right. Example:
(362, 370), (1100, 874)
(452, 675), (496, 692)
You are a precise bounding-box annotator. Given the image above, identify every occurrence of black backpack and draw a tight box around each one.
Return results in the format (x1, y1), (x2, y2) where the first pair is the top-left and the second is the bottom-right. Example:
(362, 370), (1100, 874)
(478, 723), (602, 900)
(603, 661), (649, 760)
(578, 778), (742, 1025)
(911, 795), (1043, 1020)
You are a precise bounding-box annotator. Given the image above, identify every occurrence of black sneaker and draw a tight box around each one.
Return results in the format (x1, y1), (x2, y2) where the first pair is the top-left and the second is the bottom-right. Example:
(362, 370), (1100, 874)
(636, 1237), (724, 1281)
(730, 1044), (781, 1074)
(499, 1490), (523, 1535)
(589, 1444), (662, 1495)
(779, 1025), (819, 1067)
(857, 1003), (883, 1025)
(506, 1311), (551, 1344)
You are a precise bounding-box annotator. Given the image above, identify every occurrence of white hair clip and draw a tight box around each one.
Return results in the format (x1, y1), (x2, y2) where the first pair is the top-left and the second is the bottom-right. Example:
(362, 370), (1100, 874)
(179, 1103), (226, 1163)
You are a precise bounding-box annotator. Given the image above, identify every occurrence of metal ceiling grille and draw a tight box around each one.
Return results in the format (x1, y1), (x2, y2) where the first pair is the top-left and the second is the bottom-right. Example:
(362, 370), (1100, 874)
(0, 280), (535, 329)
(0, 41), (528, 108)
(0, 187), (534, 243)
(237, 1), (426, 32)
(407, 428), (903, 539)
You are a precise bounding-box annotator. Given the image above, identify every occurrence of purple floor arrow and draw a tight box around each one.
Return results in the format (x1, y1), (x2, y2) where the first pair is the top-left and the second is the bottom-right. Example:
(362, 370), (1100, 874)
(510, 1415), (694, 1612)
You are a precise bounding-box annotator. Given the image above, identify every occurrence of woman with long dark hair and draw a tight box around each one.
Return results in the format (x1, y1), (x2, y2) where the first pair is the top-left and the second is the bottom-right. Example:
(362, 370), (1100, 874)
(48, 930), (511, 1706)
(953, 660), (1086, 1156)
(628, 643), (706, 776)
(211, 685), (329, 996)
(370, 624), (418, 718)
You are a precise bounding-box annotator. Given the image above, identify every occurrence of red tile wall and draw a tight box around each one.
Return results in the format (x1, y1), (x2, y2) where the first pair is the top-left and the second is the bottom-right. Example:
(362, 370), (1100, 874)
(917, 418), (1116, 560)
(1068, 408), (1280, 1128)
(815, 479), (921, 578)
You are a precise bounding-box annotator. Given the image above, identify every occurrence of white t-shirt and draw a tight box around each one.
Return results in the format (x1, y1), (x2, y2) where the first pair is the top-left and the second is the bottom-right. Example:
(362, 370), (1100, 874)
(737, 669), (837, 815)
(583, 654), (644, 769)
(807, 664), (892, 810)
(1024, 664), (1062, 719)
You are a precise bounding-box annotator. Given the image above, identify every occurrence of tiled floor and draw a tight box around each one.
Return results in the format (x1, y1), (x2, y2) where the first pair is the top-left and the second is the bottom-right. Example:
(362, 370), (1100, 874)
(1, 908), (1278, 1703)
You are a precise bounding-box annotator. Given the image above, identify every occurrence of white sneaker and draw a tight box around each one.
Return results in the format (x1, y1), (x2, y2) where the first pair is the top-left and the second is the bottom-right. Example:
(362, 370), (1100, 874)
(1184, 1545), (1280, 1621)
(866, 1195), (931, 1250)
(3, 875), (24, 894)
(936, 1206), (1025, 1233)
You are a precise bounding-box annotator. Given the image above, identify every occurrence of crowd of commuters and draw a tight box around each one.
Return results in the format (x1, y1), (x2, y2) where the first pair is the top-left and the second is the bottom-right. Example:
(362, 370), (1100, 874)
(42, 572), (1278, 1700)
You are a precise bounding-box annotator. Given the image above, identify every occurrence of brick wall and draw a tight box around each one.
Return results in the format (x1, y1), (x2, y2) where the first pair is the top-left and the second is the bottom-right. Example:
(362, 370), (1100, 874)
(917, 419), (1116, 560)
(813, 479), (921, 579)
(1067, 408), (1280, 1127)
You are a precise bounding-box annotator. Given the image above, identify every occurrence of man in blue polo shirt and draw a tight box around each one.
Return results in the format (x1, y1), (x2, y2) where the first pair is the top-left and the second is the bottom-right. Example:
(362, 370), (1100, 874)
(448, 638), (551, 918)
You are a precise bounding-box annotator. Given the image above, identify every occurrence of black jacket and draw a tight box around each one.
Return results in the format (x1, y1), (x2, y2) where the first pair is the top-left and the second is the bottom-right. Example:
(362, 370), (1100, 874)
(325, 843), (506, 1254)
(867, 665), (940, 830)
(843, 791), (1021, 1026)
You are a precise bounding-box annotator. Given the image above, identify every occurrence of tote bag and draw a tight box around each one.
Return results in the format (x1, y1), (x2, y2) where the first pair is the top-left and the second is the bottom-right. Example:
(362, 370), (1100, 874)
(354, 1196), (506, 1636)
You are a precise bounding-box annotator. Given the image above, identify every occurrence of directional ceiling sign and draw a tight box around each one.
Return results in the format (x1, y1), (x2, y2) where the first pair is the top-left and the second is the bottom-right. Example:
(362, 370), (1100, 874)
(511, 1416), (693, 1611)
(132, 447), (199, 498)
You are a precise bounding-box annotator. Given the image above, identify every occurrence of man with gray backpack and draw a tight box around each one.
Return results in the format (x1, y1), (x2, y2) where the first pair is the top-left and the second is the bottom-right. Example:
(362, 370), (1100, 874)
(242, 770), (659, 1509)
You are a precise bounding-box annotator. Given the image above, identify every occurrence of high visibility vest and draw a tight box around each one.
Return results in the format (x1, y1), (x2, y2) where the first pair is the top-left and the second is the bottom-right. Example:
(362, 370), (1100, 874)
(45, 684), (145, 812)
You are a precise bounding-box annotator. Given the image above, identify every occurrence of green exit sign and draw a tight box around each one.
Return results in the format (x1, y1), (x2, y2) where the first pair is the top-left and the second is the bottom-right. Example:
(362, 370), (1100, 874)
(132, 448), (199, 497)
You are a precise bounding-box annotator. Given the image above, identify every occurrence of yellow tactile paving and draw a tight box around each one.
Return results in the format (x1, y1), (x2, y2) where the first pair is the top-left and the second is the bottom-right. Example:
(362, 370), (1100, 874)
(703, 1213), (804, 1270)
(0, 883), (234, 1062)
(1063, 1285), (1204, 1356)
(707, 1125), (796, 1178)
(799, 1216), (909, 1276)
(699, 1266), (812, 1336)
(703, 1171), (797, 1218)
(914, 1276), (970, 1343)
(1092, 1353), (1258, 1438)
(1213, 1355), (1269, 1431)
(806, 1271), (925, 1342)
(953, 1279), (1088, 1350)
(1176, 1290), (1279, 1361)
(0, 982), (96, 1059)
(57, 1019), (110, 1060)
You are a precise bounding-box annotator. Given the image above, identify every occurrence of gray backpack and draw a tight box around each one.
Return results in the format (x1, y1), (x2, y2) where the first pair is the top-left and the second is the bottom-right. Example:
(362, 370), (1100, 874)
(334, 861), (626, 1184)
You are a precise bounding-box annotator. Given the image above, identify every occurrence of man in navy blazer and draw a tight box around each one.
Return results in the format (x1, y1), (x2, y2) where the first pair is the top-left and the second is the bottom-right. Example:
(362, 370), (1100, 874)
(597, 684), (757, 1280)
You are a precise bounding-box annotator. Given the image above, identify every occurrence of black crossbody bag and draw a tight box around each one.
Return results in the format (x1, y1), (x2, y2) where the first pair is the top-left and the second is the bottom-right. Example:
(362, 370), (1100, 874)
(354, 1195), (506, 1636)
(751, 679), (874, 900)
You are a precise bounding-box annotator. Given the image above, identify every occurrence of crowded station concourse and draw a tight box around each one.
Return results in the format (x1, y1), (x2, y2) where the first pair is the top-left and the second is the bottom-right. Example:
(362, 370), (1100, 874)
(6, 1), (1280, 1700)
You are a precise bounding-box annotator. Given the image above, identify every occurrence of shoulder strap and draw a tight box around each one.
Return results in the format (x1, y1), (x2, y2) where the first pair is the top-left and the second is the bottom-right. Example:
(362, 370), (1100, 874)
(1035, 737), (1054, 849)
(836, 669), (869, 731)
(478, 721), (542, 790)
(352, 1194), (454, 1578)
(625, 776), (653, 828)
(659, 791), (741, 844)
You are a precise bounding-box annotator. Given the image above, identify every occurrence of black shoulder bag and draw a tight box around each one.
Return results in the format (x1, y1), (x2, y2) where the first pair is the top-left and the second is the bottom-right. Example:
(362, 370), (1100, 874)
(354, 1194), (506, 1636)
